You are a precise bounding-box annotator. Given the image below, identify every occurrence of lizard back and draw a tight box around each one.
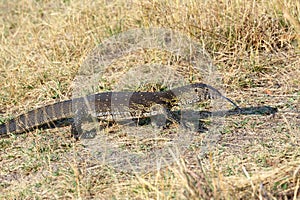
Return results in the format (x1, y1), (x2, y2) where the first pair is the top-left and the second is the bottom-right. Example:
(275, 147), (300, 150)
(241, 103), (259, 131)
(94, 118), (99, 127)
(0, 83), (239, 137)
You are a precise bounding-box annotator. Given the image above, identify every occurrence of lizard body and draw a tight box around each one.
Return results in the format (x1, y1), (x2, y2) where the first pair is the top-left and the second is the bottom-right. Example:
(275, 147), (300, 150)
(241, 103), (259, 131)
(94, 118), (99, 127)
(0, 83), (239, 138)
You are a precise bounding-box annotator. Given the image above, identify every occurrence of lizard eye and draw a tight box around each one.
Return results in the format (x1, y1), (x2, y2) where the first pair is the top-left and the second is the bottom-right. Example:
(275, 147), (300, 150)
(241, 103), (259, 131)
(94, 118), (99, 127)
(194, 88), (198, 93)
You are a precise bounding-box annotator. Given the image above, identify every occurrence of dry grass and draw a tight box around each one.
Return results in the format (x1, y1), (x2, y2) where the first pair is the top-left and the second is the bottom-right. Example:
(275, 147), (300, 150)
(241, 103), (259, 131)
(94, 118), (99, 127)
(0, 0), (299, 199)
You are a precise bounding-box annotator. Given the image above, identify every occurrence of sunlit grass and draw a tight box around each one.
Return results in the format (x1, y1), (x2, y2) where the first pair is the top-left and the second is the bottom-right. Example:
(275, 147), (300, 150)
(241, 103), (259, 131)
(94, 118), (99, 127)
(0, 0), (299, 199)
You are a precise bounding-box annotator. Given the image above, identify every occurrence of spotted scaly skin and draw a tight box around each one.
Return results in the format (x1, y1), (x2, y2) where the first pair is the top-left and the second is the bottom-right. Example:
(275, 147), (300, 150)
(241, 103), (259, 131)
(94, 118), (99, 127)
(0, 83), (239, 138)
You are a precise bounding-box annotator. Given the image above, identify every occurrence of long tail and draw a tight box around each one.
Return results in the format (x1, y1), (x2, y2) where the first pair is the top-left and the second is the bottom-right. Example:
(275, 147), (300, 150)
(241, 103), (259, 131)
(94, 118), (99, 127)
(0, 100), (73, 136)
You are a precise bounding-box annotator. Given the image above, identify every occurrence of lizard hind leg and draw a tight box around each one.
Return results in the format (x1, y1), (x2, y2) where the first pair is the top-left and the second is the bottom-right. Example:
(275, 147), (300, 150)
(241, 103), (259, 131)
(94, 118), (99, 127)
(71, 103), (98, 140)
(71, 114), (99, 140)
(71, 121), (83, 140)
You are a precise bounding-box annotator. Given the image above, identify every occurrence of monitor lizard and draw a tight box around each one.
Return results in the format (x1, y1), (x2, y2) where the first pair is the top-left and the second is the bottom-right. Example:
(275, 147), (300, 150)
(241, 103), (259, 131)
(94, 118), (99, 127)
(0, 83), (239, 139)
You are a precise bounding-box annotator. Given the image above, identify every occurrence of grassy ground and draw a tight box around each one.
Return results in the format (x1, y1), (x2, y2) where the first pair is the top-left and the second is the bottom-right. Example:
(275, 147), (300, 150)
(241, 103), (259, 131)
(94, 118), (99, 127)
(0, 0), (299, 199)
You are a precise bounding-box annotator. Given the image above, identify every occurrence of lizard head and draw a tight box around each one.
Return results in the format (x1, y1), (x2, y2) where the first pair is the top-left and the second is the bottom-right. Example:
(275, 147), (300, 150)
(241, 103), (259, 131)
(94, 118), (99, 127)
(170, 83), (240, 109)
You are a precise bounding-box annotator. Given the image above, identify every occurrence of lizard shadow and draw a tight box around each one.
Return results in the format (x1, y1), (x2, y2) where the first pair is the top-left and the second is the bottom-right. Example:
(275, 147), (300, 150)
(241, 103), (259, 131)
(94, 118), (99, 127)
(178, 105), (278, 132)
(40, 105), (278, 136)
(115, 105), (278, 133)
